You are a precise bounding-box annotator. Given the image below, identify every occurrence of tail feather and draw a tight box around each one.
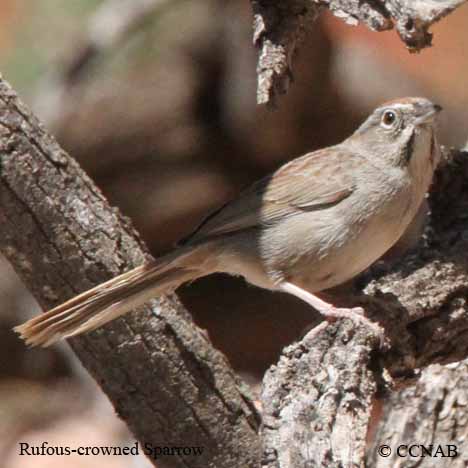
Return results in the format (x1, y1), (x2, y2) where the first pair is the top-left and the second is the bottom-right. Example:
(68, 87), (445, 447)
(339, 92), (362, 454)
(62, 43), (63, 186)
(15, 247), (206, 347)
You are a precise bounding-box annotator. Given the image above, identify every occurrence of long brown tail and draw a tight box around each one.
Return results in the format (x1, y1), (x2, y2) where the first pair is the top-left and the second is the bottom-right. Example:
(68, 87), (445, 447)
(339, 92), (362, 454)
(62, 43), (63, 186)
(14, 246), (208, 347)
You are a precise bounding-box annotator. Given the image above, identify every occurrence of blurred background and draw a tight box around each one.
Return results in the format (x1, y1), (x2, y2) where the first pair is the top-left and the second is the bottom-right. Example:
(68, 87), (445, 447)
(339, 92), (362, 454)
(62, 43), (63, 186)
(1, 0), (468, 466)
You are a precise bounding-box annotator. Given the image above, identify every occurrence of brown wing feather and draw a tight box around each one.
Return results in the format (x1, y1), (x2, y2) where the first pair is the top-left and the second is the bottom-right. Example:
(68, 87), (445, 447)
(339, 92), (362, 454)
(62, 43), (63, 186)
(184, 146), (357, 244)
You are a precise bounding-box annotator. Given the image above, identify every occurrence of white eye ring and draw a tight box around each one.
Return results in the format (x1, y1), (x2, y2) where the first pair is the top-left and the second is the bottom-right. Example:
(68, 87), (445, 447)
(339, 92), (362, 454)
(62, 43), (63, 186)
(381, 109), (398, 128)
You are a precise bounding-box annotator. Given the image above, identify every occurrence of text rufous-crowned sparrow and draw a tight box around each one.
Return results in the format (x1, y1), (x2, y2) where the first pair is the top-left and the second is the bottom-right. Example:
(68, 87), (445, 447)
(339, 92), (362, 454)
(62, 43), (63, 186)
(15, 97), (442, 347)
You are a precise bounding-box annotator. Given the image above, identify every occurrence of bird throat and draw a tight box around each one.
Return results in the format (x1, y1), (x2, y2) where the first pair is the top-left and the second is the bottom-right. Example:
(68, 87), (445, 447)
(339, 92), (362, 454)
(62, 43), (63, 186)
(406, 126), (435, 203)
(403, 129), (416, 164)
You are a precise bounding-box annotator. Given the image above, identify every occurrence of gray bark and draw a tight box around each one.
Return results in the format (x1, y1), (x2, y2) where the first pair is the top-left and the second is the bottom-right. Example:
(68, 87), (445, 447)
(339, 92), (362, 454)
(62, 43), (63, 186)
(252, 0), (467, 104)
(368, 361), (468, 467)
(0, 77), (261, 468)
(262, 321), (379, 468)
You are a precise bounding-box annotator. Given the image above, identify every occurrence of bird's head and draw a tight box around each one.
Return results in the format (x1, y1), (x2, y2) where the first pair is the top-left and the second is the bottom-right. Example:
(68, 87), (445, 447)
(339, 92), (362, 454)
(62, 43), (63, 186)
(351, 97), (442, 171)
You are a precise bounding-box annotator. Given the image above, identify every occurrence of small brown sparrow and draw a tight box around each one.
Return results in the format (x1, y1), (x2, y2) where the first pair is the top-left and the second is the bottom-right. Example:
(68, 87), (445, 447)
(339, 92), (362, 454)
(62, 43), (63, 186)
(15, 97), (442, 347)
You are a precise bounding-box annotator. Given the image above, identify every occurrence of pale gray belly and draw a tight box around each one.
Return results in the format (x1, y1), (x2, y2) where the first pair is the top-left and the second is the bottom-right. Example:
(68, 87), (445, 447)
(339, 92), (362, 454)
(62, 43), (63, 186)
(257, 189), (418, 292)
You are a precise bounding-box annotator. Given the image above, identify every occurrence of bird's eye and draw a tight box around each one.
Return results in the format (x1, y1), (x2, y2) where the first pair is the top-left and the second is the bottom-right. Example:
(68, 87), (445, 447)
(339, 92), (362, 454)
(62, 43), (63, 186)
(381, 110), (398, 128)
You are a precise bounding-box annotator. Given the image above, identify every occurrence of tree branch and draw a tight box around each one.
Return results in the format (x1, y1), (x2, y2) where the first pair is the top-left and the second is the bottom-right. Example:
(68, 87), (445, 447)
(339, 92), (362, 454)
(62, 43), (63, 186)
(262, 321), (379, 467)
(252, 0), (467, 104)
(368, 359), (468, 466)
(0, 77), (261, 468)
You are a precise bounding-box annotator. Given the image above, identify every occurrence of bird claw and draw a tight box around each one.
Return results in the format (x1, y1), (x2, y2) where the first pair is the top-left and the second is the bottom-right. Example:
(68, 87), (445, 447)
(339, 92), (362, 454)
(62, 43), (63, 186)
(323, 306), (385, 347)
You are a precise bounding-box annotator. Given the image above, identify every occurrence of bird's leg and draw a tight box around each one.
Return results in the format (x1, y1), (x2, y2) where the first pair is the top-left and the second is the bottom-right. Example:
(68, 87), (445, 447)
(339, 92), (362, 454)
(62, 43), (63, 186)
(280, 281), (383, 339)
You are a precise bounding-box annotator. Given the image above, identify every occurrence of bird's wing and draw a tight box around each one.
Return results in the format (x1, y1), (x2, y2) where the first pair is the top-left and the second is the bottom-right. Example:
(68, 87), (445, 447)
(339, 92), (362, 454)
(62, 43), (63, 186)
(184, 146), (359, 244)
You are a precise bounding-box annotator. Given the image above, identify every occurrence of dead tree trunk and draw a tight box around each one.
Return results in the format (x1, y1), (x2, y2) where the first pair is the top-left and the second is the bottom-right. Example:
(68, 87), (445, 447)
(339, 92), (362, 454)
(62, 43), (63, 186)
(0, 78), (261, 468)
(368, 360), (468, 467)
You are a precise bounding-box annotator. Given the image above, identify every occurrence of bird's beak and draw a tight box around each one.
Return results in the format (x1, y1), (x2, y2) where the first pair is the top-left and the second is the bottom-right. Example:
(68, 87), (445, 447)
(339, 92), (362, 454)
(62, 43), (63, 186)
(414, 103), (442, 125)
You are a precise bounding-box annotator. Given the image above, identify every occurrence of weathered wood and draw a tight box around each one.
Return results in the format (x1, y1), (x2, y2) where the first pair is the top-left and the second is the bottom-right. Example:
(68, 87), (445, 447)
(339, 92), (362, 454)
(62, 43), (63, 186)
(262, 321), (378, 467)
(0, 77), (261, 468)
(252, 0), (467, 104)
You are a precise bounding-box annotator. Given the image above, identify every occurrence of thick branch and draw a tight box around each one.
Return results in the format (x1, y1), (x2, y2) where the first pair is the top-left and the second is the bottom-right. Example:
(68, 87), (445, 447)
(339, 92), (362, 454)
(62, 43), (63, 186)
(0, 77), (261, 468)
(262, 321), (379, 467)
(252, 1), (322, 105)
(252, 0), (467, 104)
(368, 360), (468, 466)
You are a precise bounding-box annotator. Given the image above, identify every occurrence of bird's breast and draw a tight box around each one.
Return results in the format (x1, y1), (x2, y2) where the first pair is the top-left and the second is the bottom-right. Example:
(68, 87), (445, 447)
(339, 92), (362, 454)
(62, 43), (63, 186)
(263, 178), (421, 292)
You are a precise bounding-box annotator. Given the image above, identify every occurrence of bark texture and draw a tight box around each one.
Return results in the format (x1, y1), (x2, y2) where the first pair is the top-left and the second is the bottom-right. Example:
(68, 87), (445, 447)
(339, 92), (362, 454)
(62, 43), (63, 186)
(252, 0), (467, 104)
(369, 360), (468, 467)
(0, 77), (261, 468)
(262, 321), (379, 468)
